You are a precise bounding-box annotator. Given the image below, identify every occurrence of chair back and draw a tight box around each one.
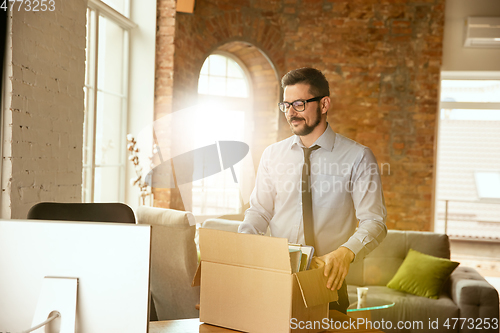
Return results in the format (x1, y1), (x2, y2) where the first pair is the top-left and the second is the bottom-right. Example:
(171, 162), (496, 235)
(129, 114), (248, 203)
(201, 218), (271, 236)
(201, 218), (242, 232)
(136, 206), (199, 320)
(27, 202), (136, 223)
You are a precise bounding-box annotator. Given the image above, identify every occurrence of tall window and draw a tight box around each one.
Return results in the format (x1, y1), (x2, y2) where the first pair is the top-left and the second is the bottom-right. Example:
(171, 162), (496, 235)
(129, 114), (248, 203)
(83, 0), (135, 202)
(435, 75), (500, 240)
(193, 53), (252, 216)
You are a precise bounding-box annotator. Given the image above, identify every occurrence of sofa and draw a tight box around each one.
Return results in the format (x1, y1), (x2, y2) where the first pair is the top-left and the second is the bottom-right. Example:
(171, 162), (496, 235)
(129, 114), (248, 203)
(201, 219), (499, 332)
(346, 229), (499, 333)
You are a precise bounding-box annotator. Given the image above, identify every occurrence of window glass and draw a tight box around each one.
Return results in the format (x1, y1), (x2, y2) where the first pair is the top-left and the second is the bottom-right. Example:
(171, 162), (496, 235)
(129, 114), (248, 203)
(191, 109), (246, 216)
(97, 16), (125, 95)
(95, 92), (123, 166)
(441, 80), (500, 102)
(208, 55), (227, 76)
(198, 75), (209, 94)
(94, 167), (121, 202)
(475, 172), (500, 199)
(208, 76), (226, 96)
(194, 54), (252, 216)
(198, 54), (249, 98)
(227, 78), (247, 97)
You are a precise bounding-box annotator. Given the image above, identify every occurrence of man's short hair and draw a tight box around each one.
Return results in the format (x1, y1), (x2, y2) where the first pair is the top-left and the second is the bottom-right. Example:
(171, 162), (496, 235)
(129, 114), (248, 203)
(281, 67), (330, 97)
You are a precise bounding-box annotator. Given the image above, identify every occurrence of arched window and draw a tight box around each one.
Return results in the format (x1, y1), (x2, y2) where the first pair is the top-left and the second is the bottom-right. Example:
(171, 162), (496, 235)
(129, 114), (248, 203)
(192, 53), (252, 217)
(198, 54), (249, 98)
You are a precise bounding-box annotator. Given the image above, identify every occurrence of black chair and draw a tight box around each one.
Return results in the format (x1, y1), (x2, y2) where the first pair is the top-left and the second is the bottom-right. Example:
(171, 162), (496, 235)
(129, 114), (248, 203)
(27, 202), (136, 223)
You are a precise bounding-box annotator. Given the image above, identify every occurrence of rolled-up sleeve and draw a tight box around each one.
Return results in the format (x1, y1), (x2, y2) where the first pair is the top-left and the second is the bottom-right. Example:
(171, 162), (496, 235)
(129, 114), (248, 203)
(341, 148), (387, 263)
(238, 147), (275, 235)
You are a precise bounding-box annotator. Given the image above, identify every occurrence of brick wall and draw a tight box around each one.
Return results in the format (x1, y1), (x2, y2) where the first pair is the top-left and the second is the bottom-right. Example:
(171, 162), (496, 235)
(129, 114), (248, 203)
(1, 1), (87, 218)
(156, 0), (445, 230)
(153, 0), (177, 208)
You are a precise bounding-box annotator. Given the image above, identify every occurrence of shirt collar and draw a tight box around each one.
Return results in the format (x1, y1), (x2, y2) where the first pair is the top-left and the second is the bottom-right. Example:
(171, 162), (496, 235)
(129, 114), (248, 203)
(290, 123), (336, 152)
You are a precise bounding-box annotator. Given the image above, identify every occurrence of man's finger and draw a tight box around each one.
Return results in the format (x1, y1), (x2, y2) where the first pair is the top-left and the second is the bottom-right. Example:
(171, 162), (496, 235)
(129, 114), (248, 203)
(332, 273), (343, 291)
(323, 260), (333, 277)
(326, 266), (339, 289)
(331, 264), (348, 290)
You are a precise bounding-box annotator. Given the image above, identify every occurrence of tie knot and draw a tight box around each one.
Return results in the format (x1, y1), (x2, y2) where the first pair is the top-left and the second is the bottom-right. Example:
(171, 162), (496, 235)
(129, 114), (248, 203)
(302, 145), (320, 159)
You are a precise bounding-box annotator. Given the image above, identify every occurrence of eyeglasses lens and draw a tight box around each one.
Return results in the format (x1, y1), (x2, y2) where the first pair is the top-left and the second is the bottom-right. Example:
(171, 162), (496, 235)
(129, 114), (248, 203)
(292, 101), (305, 112)
(279, 101), (307, 113)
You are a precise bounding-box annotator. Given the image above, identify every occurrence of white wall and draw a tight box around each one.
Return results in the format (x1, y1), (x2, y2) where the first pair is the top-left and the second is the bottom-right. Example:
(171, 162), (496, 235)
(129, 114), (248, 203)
(1, 1), (87, 218)
(442, 0), (500, 71)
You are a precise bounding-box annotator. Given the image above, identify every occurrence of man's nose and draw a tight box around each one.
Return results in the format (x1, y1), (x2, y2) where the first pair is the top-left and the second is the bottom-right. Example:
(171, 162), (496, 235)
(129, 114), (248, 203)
(286, 105), (298, 118)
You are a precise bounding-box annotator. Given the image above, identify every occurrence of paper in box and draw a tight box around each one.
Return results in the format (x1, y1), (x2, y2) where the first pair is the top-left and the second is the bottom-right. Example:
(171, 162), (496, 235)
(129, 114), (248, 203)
(192, 229), (338, 333)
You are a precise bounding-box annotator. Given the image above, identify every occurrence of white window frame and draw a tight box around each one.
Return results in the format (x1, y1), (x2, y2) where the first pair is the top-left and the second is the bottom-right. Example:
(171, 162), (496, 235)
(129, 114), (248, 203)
(440, 71), (500, 111)
(435, 71), (500, 234)
(83, 0), (137, 203)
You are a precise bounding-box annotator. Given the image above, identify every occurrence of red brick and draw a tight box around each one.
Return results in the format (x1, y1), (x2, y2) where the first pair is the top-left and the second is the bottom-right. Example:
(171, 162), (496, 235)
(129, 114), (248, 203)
(392, 27), (412, 34)
(392, 20), (411, 27)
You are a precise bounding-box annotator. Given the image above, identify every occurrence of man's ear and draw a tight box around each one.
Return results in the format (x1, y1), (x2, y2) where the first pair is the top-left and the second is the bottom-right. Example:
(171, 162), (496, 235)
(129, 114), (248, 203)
(321, 97), (331, 114)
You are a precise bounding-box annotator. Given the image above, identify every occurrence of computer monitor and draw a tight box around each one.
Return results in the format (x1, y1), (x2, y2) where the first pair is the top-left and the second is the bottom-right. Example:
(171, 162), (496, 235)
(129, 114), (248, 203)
(0, 219), (152, 333)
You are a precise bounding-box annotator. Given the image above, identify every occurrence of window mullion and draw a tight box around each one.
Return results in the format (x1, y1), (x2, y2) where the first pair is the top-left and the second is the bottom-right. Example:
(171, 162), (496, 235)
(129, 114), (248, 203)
(440, 102), (500, 110)
(90, 12), (100, 203)
(118, 29), (130, 202)
(83, 9), (93, 202)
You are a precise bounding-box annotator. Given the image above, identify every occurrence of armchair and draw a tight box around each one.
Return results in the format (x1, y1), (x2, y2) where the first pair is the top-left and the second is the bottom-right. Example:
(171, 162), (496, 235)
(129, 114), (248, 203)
(136, 206), (199, 321)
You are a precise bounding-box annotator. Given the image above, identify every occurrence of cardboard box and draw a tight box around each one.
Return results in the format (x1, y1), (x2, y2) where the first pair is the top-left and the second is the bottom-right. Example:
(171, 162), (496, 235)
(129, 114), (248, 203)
(192, 229), (338, 333)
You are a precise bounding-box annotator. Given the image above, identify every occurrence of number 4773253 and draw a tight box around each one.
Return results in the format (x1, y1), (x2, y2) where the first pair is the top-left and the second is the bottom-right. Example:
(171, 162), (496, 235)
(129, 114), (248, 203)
(0, 0), (56, 12)
(443, 318), (499, 330)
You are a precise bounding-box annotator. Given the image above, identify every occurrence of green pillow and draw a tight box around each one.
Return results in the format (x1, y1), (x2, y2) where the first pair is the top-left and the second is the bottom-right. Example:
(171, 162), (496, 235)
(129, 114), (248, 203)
(387, 249), (459, 299)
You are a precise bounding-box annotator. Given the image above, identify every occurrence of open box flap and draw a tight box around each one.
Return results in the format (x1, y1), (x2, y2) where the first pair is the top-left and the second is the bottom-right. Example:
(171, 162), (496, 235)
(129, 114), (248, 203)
(199, 229), (291, 273)
(294, 267), (338, 308)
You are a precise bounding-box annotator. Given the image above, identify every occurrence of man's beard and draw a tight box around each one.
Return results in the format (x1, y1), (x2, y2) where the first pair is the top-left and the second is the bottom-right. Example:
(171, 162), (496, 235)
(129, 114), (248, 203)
(288, 104), (322, 136)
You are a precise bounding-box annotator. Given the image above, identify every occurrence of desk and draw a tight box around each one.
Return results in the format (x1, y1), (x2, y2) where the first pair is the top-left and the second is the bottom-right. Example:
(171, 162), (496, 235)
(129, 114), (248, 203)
(149, 310), (384, 333)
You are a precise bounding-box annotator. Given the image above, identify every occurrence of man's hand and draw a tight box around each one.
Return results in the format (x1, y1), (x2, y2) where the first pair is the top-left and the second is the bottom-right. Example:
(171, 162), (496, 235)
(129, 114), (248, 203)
(317, 247), (355, 291)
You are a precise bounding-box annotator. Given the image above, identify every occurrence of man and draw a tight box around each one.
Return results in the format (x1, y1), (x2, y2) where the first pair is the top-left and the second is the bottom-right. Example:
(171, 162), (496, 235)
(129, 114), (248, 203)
(238, 67), (387, 314)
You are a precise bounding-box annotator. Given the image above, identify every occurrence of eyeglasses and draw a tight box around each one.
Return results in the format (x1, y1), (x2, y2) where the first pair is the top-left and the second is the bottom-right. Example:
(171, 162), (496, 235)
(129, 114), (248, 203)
(278, 96), (326, 113)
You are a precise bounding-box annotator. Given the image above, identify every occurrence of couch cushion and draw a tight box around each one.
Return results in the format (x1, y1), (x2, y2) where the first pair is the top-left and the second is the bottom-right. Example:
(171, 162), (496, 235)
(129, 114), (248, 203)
(387, 249), (459, 299)
(347, 230), (452, 287)
(347, 285), (459, 332)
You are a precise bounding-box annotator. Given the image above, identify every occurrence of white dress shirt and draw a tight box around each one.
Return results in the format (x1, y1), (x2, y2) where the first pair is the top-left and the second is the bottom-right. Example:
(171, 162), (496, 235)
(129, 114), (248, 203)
(238, 124), (387, 261)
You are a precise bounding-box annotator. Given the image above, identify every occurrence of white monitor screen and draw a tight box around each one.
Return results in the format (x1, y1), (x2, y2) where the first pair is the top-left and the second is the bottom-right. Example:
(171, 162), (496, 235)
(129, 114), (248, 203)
(0, 220), (151, 333)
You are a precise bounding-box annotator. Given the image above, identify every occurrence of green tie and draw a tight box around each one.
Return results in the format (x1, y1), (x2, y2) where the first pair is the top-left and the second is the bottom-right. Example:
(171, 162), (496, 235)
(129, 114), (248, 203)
(301, 145), (320, 247)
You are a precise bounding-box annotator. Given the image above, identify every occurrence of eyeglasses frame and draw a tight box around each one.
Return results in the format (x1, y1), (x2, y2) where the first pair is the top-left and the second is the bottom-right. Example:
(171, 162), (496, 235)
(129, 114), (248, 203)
(278, 96), (327, 113)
